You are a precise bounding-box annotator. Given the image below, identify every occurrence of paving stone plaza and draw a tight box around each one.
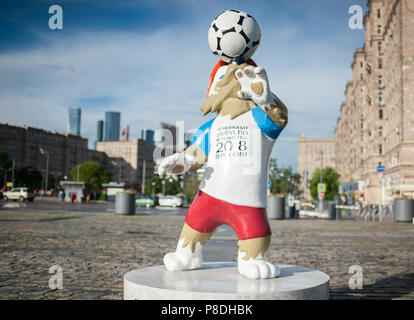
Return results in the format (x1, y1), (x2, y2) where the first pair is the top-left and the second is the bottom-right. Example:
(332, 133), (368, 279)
(0, 200), (413, 300)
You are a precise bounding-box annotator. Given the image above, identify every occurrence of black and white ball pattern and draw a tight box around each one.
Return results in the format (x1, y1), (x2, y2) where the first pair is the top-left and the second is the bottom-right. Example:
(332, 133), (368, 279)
(208, 10), (261, 63)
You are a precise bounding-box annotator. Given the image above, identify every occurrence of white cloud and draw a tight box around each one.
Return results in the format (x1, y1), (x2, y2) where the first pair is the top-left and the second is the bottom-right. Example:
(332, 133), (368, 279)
(0, 16), (356, 172)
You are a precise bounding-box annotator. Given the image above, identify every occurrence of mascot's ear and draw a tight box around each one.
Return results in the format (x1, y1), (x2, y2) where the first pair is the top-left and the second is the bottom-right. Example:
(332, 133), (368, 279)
(207, 60), (228, 97)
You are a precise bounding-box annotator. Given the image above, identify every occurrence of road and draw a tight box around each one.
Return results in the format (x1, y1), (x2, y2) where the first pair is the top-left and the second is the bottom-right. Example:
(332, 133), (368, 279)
(0, 197), (188, 216)
(0, 198), (413, 300)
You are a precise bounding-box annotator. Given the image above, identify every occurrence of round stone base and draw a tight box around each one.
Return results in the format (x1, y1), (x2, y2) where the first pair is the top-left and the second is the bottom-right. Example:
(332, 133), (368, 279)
(124, 262), (329, 300)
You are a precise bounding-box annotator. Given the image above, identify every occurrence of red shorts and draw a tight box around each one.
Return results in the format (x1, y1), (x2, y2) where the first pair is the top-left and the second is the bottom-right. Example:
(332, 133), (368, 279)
(185, 190), (271, 240)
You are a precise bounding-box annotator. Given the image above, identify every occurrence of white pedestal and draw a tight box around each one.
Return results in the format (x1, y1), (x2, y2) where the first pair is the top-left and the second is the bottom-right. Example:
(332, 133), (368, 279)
(124, 262), (330, 300)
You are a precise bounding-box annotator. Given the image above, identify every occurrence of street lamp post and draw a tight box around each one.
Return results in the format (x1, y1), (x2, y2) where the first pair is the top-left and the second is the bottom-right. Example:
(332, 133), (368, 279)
(39, 148), (49, 193)
(162, 180), (166, 195)
(317, 150), (323, 211)
(11, 159), (15, 188)
(111, 160), (122, 183)
(319, 151), (323, 185)
(168, 177), (173, 195)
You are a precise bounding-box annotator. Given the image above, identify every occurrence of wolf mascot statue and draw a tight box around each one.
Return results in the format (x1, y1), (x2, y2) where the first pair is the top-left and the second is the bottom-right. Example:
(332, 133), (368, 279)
(158, 10), (288, 279)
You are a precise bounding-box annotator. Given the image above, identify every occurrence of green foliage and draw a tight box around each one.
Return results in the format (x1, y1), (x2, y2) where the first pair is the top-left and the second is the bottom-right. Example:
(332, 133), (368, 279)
(144, 176), (181, 195)
(183, 173), (201, 203)
(98, 193), (107, 201)
(309, 166), (340, 200)
(70, 161), (111, 193)
(268, 158), (301, 196)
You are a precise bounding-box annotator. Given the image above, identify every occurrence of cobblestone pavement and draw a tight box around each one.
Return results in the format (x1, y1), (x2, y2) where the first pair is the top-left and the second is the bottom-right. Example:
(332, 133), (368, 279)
(0, 205), (413, 300)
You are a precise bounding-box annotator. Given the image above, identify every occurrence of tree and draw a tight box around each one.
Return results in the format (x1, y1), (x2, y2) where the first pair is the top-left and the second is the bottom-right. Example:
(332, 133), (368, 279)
(70, 161), (111, 193)
(183, 173), (201, 203)
(144, 177), (163, 195)
(309, 167), (340, 201)
(268, 158), (301, 196)
(144, 176), (181, 196)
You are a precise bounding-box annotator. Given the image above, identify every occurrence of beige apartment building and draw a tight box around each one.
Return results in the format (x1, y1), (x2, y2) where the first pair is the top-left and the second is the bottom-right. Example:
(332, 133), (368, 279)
(297, 135), (336, 199)
(96, 139), (155, 190)
(335, 0), (414, 204)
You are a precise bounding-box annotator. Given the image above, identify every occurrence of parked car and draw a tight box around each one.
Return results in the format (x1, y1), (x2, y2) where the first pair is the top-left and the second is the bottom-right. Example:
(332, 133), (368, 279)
(300, 200), (316, 211)
(3, 187), (35, 202)
(158, 195), (183, 207)
(135, 194), (155, 208)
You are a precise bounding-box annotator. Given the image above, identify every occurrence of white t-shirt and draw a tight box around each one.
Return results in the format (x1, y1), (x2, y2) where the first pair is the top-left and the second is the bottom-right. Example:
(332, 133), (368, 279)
(199, 111), (278, 207)
(191, 63), (284, 207)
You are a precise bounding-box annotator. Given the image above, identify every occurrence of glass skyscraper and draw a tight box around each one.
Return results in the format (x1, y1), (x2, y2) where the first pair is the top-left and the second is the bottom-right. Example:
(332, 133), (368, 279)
(96, 120), (104, 142)
(104, 111), (120, 141)
(141, 129), (155, 145)
(68, 107), (81, 136)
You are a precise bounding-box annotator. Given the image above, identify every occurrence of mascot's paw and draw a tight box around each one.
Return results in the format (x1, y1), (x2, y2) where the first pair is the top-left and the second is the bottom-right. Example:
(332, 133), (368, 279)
(164, 251), (203, 272)
(238, 259), (280, 280)
(235, 65), (273, 108)
(158, 153), (195, 177)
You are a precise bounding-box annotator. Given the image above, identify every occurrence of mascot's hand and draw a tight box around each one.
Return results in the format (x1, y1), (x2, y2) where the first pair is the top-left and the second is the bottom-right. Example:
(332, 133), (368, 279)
(158, 153), (195, 177)
(235, 65), (274, 109)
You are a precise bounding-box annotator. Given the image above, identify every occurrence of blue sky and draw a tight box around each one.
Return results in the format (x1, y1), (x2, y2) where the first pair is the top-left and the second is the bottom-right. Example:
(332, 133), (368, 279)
(0, 0), (367, 170)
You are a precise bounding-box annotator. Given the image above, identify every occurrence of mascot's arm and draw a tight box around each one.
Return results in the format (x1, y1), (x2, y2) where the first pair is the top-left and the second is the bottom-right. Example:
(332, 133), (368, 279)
(263, 93), (288, 129)
(184, 117), (215, 172)
(158, 117), (214, 177)
(252, 106), (284, 140)
(254, 92), (288, 139)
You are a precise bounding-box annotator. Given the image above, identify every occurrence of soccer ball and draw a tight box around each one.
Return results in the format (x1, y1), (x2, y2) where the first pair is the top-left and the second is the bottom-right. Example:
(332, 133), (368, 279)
(208, 10), (261, 63)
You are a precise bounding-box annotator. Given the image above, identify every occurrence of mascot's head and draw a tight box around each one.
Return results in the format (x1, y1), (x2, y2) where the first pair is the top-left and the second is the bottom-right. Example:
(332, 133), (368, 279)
(200, 63), (257, 120)
(208, 10), (261, 64)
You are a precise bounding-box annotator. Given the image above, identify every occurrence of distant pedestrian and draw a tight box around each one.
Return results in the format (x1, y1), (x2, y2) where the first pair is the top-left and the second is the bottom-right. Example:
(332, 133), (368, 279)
(70, 192), (77, 204)
(86, 193), (90, 203)
(60, 190), (65, 202)
(341, 192), (348, 205)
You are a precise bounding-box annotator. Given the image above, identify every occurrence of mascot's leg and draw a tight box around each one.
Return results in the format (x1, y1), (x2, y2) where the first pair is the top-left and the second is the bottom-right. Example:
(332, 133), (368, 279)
(164, 223), (212, 271)
(237, 236), (280, 279)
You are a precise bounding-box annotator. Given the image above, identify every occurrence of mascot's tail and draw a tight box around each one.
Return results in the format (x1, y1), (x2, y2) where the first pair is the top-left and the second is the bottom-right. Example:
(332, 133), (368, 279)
(206, 59), (257, 97)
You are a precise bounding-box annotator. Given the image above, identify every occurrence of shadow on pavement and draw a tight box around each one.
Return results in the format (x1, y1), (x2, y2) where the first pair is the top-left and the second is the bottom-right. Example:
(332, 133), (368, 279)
(330, 272), (414, 300)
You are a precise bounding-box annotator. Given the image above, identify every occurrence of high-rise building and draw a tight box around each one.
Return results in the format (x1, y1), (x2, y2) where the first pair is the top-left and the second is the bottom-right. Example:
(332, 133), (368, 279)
(297, 136), (336, 181)
(160, 122), (178, 152)
(334, 0), (414, 203)
(104, 112), (120, 141)
(68, 107), (81, 136)
(96, 139), (156, 188)
(297, 135), (336, 199)
(120, 125), (130, 141)
(96, 120), (104, 142)
(141, 129), (155, 146)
